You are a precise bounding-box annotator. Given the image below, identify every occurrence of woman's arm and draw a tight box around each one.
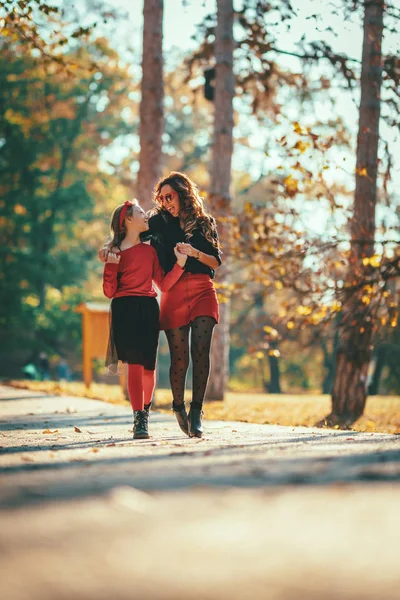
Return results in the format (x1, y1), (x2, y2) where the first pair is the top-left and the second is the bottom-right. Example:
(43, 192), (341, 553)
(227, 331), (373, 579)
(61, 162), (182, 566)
(176, 243), (220, 270)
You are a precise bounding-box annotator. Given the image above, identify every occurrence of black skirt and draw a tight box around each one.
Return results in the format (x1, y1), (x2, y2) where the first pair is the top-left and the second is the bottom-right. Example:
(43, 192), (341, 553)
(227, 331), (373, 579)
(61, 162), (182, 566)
(106, 295), (160, 373)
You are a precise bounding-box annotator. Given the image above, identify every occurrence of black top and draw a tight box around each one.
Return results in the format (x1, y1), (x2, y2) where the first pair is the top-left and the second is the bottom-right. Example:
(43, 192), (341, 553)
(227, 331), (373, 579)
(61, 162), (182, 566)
(140, 210), (222, 278)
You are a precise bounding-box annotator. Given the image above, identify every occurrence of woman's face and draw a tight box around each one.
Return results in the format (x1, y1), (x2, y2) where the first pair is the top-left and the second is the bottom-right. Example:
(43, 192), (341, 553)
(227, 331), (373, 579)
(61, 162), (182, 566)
(158, 184), (180, 218)
(126, 205), (149, 232)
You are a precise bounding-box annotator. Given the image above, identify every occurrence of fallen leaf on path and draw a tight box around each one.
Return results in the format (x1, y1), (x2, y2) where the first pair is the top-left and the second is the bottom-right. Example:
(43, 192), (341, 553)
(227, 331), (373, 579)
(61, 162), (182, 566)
(89, 448), (99, 453)
(42, 429), (59, 434)
(21, 456), (35, 462)
(106, 443), (116, 447)
(74, 426), (82, 433)
(346, 437), (355, 441)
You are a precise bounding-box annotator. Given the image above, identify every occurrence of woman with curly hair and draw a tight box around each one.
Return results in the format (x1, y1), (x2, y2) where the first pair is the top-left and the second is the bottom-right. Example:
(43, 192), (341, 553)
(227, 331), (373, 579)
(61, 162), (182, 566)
(100, 172), (222, 438)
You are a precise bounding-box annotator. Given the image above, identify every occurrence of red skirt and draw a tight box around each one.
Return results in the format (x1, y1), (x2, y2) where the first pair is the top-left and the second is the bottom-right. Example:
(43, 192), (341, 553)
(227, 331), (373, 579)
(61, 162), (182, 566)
(160, 273), (219, 331)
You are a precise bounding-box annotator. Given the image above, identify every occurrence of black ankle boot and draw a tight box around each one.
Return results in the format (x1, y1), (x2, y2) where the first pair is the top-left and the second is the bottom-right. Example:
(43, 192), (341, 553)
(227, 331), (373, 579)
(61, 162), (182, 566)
(172, 403), (189, 436)
(133, 410), (149, 440)
(144, 402), (152, 416)
(188, 403), (203, 438)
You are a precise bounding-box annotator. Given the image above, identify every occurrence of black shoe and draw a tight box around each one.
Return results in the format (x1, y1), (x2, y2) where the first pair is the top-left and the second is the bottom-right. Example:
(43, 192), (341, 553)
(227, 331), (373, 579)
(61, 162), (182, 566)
(144, 402), (152, 416)
(172, 403), (189, 436)
(133, 410), (149, 439)
(188, 403), (203, 438)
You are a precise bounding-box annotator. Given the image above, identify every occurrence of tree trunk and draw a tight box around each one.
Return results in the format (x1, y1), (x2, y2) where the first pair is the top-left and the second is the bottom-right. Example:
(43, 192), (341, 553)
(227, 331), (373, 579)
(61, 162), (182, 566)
(368, 345), (386, 395)
(321, 328), (339, 394)
(206, 0), (234, 401)
(137, 0), (164, 211)
(329, 0), (384, 425)
(268, 350), (281, 394)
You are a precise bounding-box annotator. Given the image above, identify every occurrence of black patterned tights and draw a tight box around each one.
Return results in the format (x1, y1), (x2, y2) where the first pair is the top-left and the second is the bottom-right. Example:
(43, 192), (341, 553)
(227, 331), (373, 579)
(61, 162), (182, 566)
(165, 316), (216, 408)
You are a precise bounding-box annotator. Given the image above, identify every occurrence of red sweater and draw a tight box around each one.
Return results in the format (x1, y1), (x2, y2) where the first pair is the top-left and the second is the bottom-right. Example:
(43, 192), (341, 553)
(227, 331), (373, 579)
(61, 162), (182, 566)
(103, 243), (184, 299)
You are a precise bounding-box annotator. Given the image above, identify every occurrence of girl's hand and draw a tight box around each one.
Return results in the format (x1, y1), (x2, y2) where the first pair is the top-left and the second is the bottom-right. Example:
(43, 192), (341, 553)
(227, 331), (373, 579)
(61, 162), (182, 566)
(98, 245), (111, 263)
(106, 252), (120, 264)
(176, 243), (200, 259)
(174, 245), (188, 267)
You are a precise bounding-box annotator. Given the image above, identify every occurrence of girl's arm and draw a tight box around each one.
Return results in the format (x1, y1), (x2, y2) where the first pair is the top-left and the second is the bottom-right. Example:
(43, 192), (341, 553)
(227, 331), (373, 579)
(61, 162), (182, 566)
(102, 253), (120, 298)
(152, 247), (187, 292)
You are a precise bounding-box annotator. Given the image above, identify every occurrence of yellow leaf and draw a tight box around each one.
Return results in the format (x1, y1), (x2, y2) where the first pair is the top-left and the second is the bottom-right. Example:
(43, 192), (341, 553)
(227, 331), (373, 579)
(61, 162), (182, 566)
(369, 255), (381, 268)
(275, 281), (283, 290)
(286, 321), (295, 330)
(293, 122), (304, 135)
(24, 295), (40, 307)
(42, 429), (59, 434)
(293, 140), (310, 153)
(283, 175), (299, 197)
(268, 349), (281, 357)
(297, 305), (312, 316)
(14, 204), (27, 215)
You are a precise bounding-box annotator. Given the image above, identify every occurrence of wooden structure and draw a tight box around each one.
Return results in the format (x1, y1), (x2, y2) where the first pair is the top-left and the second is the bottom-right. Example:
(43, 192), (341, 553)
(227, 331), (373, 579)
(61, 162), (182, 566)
(76, 302), (126, 392)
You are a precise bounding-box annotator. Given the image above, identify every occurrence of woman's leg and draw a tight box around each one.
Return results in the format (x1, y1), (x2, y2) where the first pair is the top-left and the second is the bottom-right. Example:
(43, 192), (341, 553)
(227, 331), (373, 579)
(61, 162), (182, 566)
(165, 325), (190, 408)
(190, 316), (216, 406)
(127, 363), (144, 411)
(188, 316), (216, 438)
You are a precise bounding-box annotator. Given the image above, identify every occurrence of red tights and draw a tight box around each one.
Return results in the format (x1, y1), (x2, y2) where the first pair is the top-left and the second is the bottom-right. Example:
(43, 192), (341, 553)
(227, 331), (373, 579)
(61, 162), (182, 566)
(127, 364), (156, 411)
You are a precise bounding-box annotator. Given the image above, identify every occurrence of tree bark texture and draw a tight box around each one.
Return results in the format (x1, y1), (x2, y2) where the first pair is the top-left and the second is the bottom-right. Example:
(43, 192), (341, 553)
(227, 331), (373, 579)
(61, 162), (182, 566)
(206, 0), (234, 401)
(330, 0), (384, 424)
(137, 0), (164, 211)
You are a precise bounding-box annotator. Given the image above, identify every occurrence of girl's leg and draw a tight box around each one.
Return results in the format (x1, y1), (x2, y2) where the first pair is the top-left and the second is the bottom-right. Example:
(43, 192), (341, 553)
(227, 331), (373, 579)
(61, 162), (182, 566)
(190, 316), (216, 406)
(143, 368), (156, 408)
(165, 325), (190, 408)
(127, 363), (144, 411)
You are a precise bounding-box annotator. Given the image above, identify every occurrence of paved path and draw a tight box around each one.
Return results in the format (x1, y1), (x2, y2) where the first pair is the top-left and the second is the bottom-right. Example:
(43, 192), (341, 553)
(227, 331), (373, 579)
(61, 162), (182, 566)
(1, 384), (400, 600)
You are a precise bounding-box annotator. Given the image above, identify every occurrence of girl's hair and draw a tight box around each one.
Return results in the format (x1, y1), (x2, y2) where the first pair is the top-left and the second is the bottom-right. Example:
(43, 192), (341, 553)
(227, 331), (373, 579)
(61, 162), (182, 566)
(154, 172), (220, 251)
(109, 199), (138, 250)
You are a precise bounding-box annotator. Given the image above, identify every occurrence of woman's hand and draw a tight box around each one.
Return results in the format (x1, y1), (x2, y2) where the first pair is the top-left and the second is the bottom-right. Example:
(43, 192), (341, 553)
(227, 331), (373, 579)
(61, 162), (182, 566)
(174, 245), (188, 268)
(106, 252), (120, 265)
(176, 242), (200, 260)
(98, 245), (111, 263)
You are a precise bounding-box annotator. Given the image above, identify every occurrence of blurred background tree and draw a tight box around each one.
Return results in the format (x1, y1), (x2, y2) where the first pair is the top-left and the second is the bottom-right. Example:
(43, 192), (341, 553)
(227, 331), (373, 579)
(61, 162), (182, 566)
(0, 0), (399, 407)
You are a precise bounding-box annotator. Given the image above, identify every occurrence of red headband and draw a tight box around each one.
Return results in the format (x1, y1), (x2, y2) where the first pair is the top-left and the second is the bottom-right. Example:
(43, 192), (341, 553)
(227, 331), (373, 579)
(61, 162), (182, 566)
(119, 200), (134, 230)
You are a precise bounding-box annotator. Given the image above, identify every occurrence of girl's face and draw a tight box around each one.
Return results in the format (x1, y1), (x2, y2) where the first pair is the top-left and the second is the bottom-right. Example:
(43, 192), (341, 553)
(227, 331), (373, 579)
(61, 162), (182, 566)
(158, 184), (180, 218)
(125, 205), (149, 232)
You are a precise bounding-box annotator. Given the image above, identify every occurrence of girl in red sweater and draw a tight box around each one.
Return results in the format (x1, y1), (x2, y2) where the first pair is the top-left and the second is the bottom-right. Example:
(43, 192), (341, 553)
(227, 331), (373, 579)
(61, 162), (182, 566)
(103, 199), (187, 440)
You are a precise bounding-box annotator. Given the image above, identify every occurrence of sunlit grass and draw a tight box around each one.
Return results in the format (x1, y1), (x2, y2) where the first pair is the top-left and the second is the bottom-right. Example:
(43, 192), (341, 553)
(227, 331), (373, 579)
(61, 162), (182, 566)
(6, 379), (400, 434)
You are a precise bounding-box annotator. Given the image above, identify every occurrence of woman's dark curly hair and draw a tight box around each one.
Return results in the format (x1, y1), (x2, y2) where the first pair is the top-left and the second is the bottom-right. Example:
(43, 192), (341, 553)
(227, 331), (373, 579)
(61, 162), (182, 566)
(154, 172), (221, 252)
